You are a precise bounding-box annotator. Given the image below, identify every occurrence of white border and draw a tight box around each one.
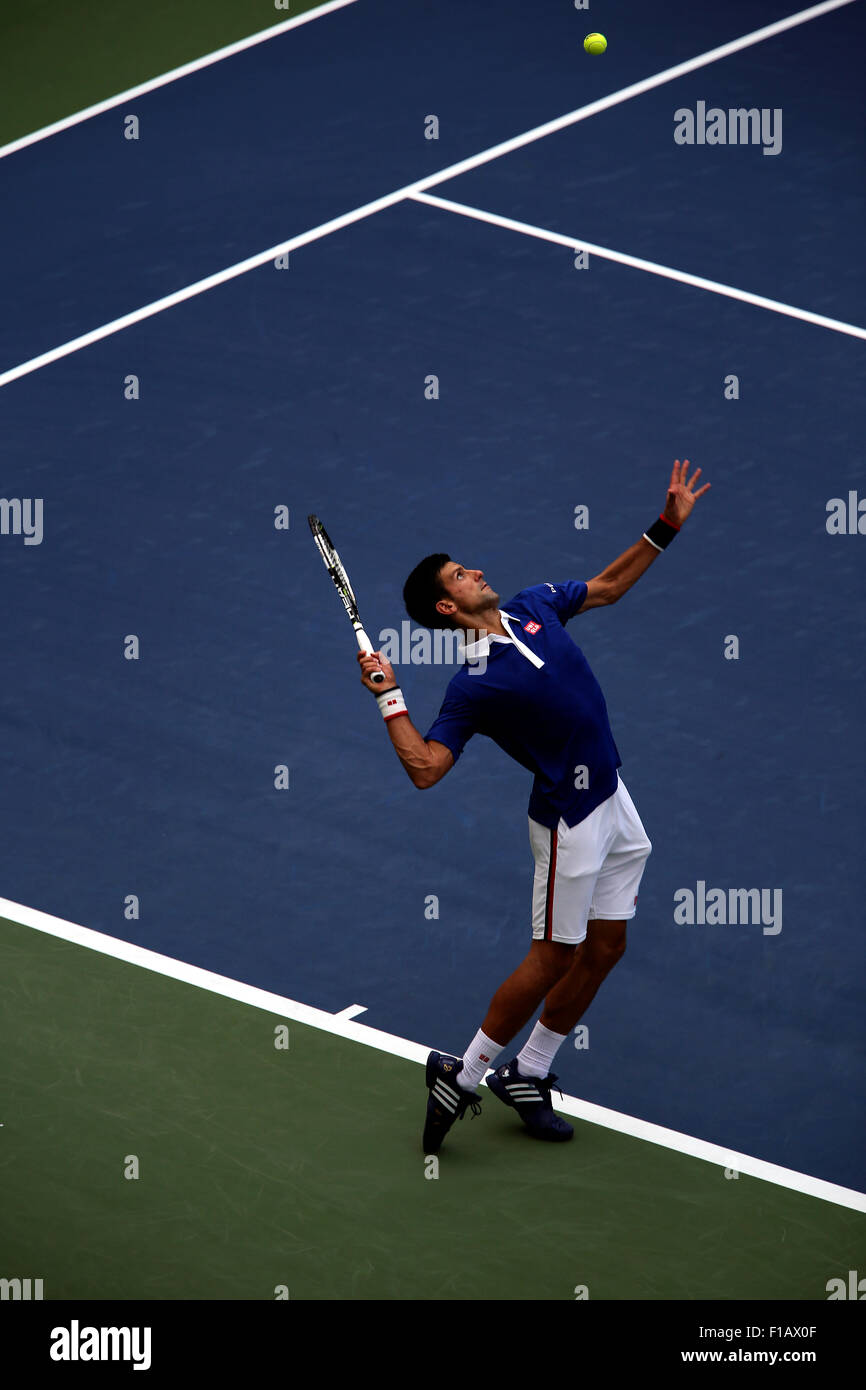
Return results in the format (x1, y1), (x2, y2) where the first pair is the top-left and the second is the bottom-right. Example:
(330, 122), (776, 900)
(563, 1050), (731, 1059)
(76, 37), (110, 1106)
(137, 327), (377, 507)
(2, 894), (864, 1215)
(0, 0), (360, 162)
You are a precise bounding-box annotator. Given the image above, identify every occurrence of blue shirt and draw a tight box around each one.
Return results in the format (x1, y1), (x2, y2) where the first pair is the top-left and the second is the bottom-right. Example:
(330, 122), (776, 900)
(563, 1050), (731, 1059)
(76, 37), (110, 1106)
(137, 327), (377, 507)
(424, 581), (621, 829)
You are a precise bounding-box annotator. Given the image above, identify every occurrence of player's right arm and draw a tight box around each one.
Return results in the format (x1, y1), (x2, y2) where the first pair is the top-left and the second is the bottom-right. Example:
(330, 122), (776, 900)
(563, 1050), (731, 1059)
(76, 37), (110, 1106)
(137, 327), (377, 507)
(357, 650), (454, 789)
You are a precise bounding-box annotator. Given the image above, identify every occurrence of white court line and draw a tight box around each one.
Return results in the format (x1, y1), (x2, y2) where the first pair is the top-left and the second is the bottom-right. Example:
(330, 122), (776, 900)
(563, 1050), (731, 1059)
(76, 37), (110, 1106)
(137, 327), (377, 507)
(2, 894), (865, 1215)
(0, 193), (415, 388)
(408, 0), (860, 197)
(0, 0), (859, 388)
(0, 0), (360, 162)
(335, 1004), (368, 1019)
(411, 192), (866, 340)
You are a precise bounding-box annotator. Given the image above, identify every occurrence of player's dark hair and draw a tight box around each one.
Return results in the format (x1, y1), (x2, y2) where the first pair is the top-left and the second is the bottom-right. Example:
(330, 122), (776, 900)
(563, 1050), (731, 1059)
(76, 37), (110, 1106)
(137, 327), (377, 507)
(403, 553), (456, 630)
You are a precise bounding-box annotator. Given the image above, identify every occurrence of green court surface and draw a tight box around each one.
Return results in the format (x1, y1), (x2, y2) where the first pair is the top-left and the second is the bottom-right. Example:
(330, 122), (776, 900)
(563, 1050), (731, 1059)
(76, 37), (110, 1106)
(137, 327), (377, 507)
(1, 914), (863, 1300)
(0, 0), (332, 148)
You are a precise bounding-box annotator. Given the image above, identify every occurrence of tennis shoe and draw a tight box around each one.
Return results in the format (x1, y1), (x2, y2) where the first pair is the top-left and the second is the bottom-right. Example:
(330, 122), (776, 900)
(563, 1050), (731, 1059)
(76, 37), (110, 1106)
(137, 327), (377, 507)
(487, 1058), (574, 1141)
(422, 1051), (482, 1153)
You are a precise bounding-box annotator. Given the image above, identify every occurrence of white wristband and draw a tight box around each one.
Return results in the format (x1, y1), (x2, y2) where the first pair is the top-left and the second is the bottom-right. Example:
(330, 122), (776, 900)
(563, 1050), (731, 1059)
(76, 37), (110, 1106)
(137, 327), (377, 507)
(376, 686), (408, 722)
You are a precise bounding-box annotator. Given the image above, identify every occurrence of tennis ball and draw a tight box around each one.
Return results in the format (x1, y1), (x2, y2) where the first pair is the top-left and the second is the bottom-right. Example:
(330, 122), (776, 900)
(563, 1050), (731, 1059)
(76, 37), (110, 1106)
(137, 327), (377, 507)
(584, 33), (607, 55)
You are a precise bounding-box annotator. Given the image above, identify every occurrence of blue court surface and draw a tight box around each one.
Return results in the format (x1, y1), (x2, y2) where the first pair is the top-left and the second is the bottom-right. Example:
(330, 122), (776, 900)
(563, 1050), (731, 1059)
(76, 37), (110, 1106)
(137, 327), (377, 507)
(1, 0), (864, 1194)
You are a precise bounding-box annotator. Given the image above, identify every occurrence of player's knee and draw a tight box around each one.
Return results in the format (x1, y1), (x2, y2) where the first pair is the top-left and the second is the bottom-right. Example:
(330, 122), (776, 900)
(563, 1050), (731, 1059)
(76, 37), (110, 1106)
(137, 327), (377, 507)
(606, 935), (627, 969)
(587, 929), (626, 973)
(532, 940), (575, 984)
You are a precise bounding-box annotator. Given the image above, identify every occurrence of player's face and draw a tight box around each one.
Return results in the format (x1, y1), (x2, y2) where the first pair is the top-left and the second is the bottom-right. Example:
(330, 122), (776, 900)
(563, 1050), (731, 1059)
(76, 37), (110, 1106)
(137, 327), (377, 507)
(438, 562), (499, 617)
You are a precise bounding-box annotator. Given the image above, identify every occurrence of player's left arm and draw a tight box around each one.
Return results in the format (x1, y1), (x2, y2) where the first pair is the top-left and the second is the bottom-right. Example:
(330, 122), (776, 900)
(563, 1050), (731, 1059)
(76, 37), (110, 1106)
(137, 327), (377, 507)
(577, 459), (711, 611)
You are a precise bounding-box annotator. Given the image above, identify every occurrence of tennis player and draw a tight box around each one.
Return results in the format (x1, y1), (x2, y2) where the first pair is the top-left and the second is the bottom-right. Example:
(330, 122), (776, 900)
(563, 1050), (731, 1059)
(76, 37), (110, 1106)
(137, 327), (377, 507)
(358, 462), (710, 1152)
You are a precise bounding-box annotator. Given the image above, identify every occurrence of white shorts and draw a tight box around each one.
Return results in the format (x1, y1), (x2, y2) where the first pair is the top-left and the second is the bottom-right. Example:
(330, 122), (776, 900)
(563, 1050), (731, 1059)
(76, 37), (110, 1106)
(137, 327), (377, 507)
(530, 776), (651, 945)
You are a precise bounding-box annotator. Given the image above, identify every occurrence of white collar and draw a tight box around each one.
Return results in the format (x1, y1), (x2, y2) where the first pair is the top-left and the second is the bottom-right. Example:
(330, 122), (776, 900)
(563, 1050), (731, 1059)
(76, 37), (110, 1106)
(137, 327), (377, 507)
(460, 611), (545, 669)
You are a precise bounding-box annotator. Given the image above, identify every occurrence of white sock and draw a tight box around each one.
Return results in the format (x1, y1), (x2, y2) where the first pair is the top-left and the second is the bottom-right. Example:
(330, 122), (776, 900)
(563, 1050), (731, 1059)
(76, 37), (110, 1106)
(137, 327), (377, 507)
(516, 1021), (567, 1078)
(458, 1029), (502, 1090)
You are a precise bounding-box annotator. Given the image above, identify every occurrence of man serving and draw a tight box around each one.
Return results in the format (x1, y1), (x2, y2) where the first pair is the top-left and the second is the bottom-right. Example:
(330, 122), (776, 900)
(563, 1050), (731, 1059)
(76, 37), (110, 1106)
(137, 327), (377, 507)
(358, 461), (710, 1153)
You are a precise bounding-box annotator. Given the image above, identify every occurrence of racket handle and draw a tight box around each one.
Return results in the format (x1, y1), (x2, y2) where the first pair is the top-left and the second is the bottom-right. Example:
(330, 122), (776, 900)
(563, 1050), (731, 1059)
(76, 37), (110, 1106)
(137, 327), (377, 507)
(355, 626), (386, 684)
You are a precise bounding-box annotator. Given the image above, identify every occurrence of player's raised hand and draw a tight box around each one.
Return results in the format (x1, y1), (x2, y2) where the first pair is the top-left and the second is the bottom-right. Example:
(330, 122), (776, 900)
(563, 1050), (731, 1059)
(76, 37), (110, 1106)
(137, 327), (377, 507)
(662, 459), (711, 528)
(357, 648), (397, 693)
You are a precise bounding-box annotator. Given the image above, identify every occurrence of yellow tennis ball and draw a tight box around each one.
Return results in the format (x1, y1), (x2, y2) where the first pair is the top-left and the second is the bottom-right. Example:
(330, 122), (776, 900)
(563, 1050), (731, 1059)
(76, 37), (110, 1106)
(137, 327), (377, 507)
(584, 33), (607, 55)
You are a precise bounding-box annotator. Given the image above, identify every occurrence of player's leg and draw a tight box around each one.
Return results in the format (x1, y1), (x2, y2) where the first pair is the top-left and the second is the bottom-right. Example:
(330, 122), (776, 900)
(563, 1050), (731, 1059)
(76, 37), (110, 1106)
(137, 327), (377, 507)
(486, 919), (627, 1143)
(486, 920), (626, 1142)
(530, 774), (650, 1055)
(539, 919), (627, 1035)
(478, 940), (576, 1044)
(485, 808), (609, 1140)
(457, 812), (596, 1091)
(421, 816), (588, 1152)
(423, 940), (573, 1146)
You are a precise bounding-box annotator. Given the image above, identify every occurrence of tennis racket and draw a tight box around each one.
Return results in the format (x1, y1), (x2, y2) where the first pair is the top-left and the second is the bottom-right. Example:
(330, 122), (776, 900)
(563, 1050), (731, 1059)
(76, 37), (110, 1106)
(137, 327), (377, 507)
(308, 514), (385, 683)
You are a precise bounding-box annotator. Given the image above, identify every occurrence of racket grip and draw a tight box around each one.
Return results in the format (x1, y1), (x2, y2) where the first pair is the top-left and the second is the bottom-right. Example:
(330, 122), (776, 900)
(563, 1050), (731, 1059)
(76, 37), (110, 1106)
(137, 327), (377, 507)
(355, 626), (386, 683)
